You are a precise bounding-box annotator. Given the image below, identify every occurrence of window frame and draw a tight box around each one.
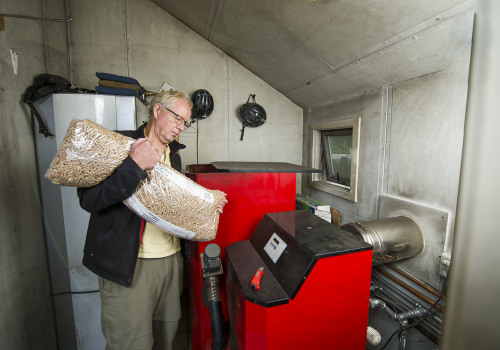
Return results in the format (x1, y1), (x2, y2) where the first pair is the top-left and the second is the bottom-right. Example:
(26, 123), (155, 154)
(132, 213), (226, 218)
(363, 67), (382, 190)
(309, 117), (361, 202)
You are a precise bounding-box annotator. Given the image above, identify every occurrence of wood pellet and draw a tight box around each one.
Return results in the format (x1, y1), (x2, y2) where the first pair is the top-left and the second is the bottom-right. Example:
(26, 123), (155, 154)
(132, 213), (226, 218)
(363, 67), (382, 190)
(46, 119), (223, 241)
(45, 119), (131, 187)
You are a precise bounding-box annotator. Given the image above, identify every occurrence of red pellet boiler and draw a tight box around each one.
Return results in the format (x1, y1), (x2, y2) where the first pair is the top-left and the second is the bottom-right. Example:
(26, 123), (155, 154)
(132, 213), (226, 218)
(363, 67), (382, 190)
(226, 210), (373, 350)
(186, 162), (321, 350)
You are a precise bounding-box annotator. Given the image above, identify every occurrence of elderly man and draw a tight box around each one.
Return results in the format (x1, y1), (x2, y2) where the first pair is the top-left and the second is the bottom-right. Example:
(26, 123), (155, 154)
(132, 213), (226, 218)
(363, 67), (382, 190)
(78, 89), (227, 350)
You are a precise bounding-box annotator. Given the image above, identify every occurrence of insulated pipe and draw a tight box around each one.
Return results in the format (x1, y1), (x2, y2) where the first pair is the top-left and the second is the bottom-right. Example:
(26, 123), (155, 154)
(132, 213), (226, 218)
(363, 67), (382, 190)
(369, 297), (428, 350)
(201, 244), (227, 350)
(369, 297), (397, 319)
(369, 297), (427, 322)
(396, 307), (427, 321)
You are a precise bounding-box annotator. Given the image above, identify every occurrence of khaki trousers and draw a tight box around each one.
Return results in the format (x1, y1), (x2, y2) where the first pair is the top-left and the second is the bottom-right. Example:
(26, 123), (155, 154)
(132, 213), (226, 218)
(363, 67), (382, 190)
(99, 251), (183, 350)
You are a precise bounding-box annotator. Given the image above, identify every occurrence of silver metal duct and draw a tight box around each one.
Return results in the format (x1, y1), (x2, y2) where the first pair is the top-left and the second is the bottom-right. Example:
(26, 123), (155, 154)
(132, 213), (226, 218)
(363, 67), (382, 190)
(342, 216), (425, 265)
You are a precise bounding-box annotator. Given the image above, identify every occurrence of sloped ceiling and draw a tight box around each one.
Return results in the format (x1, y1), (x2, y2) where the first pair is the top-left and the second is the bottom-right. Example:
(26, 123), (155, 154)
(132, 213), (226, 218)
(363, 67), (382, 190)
(151, 0), (468, 110)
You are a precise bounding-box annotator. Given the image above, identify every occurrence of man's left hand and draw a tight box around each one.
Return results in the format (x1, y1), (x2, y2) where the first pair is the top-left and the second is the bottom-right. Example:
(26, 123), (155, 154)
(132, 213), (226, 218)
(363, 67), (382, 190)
(217, 195), (228, 214)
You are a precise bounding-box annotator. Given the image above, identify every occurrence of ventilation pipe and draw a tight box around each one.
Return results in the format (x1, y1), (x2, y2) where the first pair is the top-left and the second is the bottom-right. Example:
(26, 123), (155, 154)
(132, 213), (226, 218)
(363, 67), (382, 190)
(342, 216), (425, 265)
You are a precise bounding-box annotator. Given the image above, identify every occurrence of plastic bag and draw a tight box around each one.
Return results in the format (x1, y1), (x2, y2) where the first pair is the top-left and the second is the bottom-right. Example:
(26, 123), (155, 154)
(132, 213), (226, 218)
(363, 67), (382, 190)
(125, 165), (226, 241)
(45, 119), (224, 241)
(45, 119), (132, 187)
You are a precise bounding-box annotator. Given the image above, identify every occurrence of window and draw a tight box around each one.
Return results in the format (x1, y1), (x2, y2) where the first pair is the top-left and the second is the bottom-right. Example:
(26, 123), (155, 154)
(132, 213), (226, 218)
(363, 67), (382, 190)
(309, 117), (360, 202)
(322, 128), (352, 187)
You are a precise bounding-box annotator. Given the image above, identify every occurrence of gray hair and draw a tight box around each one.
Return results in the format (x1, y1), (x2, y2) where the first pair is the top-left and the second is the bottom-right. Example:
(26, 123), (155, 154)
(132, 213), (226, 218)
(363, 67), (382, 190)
(148, 89), (193, 118)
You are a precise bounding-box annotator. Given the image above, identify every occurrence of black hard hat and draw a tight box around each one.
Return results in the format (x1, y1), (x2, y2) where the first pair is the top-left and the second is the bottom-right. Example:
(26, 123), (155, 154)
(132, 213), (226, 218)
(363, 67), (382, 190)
(191, 89), (214, 120)
(239, 94), (266, 140)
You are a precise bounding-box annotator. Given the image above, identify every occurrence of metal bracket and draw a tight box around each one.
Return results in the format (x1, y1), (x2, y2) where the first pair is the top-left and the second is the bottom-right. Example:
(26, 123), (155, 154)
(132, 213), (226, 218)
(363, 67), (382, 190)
(200, 253), (224, 278)
(439, 252), (451, 278)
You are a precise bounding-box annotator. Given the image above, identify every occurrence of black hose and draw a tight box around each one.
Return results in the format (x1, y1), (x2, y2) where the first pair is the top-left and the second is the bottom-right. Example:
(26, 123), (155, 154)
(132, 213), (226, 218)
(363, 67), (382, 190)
(203, 275), (227, 350)
(208, 299), (226, 350)
(202, 244), (227, 350)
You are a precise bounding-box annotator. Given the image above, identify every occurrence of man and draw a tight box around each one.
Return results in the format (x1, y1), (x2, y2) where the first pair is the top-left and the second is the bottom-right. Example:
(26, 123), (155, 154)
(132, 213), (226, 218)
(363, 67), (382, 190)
(78, 89), (227, 350)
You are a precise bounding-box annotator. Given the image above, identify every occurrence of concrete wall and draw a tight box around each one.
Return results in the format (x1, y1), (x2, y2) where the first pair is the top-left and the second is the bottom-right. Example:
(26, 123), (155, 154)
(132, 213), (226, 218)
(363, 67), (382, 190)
(1, 0), (303, 348)
(442, 1), (500, 348)
(303, 7), (472, 286)
(0, 0), (68, 348)
(301, 8), (473, 350)
(3, 0), (487, 348)
(68, 0), (303, 174)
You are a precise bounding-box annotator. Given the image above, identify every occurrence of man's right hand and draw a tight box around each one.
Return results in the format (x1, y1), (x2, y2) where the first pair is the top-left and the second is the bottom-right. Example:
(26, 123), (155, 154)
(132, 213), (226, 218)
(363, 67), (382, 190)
(129, 138), (161, 170)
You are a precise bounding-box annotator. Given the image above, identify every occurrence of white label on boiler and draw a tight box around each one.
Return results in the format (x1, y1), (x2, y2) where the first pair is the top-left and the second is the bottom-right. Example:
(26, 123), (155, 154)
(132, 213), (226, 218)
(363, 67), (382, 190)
(264, 233), (287, 263)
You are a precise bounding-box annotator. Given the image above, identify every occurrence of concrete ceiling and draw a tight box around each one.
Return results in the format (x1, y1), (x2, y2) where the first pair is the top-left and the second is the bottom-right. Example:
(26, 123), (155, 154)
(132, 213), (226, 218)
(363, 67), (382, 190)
(151, 0), (468, 110)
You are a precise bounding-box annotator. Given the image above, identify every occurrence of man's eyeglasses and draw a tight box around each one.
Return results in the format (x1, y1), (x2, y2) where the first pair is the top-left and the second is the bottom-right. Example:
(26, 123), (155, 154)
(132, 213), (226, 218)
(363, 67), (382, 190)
(160, 104), (191, 128)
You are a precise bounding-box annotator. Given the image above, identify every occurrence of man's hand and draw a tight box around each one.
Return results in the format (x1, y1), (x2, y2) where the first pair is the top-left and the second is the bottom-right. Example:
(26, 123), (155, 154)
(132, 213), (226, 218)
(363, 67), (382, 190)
(217, 194), (228, 214)
(129, 138), (161, 170)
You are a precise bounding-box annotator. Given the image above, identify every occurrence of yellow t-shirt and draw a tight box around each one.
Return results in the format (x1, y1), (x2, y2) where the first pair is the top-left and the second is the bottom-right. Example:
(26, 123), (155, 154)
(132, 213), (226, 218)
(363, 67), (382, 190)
(138, 146), (181, 258)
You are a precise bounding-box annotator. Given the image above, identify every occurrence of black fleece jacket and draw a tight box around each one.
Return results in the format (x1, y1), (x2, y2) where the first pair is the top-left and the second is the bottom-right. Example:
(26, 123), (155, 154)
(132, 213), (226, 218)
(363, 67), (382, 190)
(78, 124), (185, 287)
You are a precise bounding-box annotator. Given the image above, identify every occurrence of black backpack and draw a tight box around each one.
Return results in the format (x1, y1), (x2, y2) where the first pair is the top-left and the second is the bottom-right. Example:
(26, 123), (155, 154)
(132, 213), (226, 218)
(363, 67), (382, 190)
(23, 74), (93, 137)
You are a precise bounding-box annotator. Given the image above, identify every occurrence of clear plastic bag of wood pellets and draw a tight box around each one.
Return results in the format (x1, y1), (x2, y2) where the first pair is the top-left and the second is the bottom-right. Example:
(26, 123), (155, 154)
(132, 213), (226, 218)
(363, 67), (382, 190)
(125, 165), (226, 241)
(45, 119), (133, 187)
(46, 119), (225, 241)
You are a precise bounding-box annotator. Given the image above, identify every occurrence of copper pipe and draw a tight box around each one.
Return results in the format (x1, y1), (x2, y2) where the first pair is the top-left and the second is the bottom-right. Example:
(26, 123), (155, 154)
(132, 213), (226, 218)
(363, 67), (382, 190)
(386, 264), (444, 300)
(374, 266), (443, 313)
